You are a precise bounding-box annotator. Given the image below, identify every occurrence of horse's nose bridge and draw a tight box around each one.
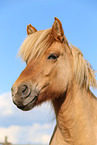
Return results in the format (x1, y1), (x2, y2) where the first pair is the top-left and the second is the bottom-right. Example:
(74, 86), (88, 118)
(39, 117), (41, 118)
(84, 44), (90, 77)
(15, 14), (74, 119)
(20, 64), (38, 82)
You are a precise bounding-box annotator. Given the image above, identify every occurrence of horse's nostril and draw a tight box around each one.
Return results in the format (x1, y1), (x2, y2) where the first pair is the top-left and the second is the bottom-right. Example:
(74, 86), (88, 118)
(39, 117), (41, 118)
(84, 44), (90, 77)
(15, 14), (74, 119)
(12, 83), (31, 99)
(21, 85), (28, 93)
(18, 83), (31, 98)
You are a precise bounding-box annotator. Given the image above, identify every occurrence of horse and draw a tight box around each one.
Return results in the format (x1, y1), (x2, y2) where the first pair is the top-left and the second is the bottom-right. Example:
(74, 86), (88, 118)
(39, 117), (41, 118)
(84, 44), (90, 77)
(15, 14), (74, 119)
(11, 17), (97, 145)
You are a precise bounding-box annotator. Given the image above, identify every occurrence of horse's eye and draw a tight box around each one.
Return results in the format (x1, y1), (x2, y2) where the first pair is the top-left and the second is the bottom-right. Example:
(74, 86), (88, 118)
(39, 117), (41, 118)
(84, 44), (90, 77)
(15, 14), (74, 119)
(48, 53), (59, 60)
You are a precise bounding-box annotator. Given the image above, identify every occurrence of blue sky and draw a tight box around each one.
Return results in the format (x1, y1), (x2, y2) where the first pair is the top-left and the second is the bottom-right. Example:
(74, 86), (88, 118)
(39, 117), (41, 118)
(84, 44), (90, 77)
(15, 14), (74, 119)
(0, 0), (97, 144)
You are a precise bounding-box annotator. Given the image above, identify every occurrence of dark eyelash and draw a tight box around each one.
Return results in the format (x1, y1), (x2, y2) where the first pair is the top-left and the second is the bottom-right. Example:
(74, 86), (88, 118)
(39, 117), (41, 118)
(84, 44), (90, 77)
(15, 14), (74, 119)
(48, 53), (59, 60)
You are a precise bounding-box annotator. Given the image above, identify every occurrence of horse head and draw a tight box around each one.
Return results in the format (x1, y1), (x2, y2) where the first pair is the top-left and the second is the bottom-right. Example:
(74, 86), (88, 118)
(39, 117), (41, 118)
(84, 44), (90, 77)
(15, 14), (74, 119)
(11, 17), (73, 111)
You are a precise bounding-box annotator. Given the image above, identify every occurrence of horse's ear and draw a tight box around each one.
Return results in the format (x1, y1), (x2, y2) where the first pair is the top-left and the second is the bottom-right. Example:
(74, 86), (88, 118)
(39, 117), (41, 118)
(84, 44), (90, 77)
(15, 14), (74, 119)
(52, 17), (65, 43)
(27, 24), (37, 35)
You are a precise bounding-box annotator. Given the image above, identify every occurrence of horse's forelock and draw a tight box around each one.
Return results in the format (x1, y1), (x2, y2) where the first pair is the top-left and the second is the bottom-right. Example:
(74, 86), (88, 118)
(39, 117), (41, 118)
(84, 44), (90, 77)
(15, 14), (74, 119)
(18, 28), (54, 63)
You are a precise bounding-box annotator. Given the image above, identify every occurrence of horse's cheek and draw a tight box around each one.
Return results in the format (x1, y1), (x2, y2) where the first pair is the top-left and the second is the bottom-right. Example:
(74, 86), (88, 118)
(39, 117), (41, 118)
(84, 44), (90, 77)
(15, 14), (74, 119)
(43, 64), (55, 77)
(54, 61), (71, 92)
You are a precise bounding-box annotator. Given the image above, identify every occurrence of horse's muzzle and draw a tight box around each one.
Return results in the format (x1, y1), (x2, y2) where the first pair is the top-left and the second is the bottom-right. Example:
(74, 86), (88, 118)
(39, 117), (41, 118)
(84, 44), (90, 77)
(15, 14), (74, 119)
(11, 82), (38, 111)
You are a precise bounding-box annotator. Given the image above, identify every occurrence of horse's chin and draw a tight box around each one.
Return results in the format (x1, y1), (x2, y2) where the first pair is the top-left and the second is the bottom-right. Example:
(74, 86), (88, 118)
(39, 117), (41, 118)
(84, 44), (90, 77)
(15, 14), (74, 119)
(13, 95), (38, 111)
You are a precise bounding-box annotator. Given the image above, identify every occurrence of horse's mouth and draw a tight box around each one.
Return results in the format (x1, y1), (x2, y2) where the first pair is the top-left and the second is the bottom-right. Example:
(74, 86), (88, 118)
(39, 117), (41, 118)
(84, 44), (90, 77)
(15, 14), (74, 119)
(13, 95), (38, 111)
(18, 95), (38, 111)
(12, 83), (49, 111)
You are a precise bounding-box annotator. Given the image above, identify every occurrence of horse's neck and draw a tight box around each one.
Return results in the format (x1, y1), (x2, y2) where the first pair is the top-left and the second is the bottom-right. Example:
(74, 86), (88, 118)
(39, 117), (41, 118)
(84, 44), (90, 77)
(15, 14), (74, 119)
(51, 82), (97, 145)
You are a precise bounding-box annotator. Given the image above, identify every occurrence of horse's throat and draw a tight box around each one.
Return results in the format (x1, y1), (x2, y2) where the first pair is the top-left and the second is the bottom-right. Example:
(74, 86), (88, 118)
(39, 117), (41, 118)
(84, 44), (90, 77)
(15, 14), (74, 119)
(51, 83), (97, 145)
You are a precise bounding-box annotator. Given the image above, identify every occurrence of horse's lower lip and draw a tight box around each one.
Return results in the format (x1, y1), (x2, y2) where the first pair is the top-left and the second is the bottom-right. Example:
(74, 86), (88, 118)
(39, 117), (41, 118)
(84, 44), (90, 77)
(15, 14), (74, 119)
(15, 96), (38, 111)
(17, 105), (25, 110)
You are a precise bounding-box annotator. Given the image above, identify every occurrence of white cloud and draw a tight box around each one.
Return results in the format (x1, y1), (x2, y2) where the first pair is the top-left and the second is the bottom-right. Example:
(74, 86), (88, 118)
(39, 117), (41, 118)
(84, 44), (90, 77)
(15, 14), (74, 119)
(0, 92), (56, 144)
(0, 92), (55, 124)
(0, 126), (20, 143)
(0, 92), (13, 116)
(0, 123), (54, 144)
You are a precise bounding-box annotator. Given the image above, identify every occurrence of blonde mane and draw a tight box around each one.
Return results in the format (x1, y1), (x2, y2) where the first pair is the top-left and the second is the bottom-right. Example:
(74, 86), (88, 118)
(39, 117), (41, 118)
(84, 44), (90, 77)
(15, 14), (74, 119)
(70, 43), (97, 89)
(18, 28), (54, 63)
(18, 29), (97, 89)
